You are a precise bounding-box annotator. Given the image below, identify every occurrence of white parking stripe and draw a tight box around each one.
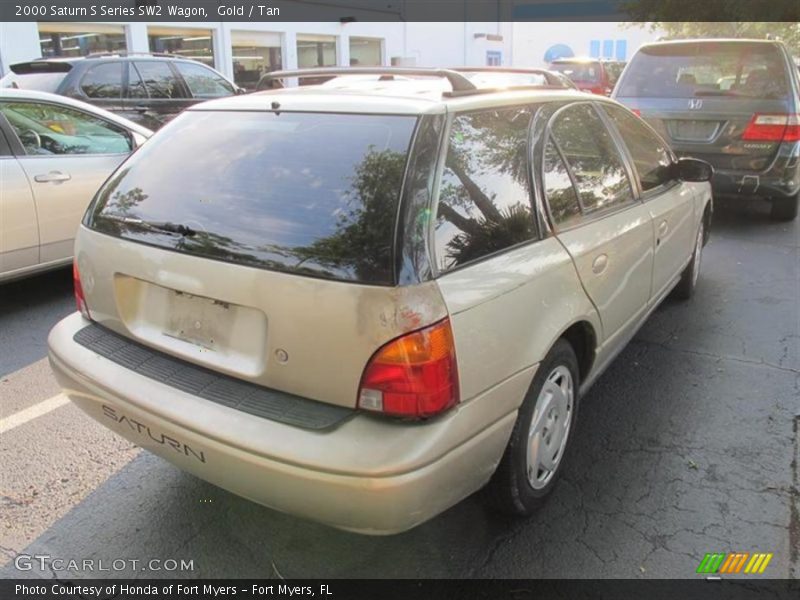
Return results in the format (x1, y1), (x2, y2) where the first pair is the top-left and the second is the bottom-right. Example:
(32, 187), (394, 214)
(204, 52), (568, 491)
(0, 394), (70, 434)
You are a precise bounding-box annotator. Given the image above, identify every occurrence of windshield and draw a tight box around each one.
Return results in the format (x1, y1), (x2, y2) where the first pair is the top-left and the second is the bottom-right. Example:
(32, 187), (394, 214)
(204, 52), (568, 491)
(1, 72), (68, 93)
(87, 110), (418, 285)
(549, 62), (601, 83)
(617, 42), (789, 99)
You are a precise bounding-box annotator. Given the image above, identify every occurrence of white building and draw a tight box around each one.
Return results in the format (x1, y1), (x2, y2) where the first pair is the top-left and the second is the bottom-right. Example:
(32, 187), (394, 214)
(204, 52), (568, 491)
(0, 20), (660, 87)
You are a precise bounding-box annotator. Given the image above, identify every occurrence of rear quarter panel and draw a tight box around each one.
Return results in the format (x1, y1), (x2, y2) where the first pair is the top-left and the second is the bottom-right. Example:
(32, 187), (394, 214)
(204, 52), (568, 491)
(436, 237), (600, 416)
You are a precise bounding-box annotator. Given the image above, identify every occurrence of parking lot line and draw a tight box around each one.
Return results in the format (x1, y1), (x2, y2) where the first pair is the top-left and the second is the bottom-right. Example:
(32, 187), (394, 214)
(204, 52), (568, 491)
(0, 394), (70, 434)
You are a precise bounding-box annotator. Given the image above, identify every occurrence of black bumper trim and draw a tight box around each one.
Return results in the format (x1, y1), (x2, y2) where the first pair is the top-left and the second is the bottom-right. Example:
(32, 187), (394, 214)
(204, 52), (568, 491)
(73, 323), (354, 431)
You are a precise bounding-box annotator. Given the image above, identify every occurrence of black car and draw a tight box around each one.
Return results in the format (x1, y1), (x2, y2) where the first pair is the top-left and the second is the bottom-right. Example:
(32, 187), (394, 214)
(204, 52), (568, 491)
(613, 39), (800, 221)
(3, 53), (241, 130)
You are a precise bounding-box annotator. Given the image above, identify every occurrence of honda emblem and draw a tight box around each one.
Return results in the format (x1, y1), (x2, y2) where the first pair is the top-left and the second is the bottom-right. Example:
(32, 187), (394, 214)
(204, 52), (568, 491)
(688, 99), (703, 110)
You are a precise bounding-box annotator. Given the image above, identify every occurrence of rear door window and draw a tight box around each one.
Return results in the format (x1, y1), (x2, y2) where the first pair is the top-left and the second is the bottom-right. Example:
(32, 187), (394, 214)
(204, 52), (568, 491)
(433, 107), (536, 273)
(549, 103), (634, 214)
(80, 63), (123, 99)
(133, 61), (182, 99)
(618, 42), (789, 99)
(550, 62), (601, 83)
(88, 111), (417, 284)
(174, 62), (235, 98)
(542, 138), (581, 229)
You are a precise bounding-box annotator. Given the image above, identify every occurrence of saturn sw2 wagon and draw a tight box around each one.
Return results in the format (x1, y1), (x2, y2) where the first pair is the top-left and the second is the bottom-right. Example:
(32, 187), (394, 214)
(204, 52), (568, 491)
(48, 67), (713, 534)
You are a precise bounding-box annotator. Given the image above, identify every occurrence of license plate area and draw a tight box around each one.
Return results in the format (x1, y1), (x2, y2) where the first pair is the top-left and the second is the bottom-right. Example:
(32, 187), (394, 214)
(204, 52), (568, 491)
(667, 119), (723, 142)
(114, 275), (268, 378)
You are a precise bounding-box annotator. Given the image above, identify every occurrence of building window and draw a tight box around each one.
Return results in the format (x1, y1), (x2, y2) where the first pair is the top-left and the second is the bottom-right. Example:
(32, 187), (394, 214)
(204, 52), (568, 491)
(297, 35), (337, 69)
(148, 27), (215, 67)
(38, 23), (126, 58)
(615, 40), (627, 61)
(231, 31), (282, 90)
(486, 51), (502, 66)
(589, 40), (601, 59)
(602, 40), (614, 59)
(349, 37), (382, 66)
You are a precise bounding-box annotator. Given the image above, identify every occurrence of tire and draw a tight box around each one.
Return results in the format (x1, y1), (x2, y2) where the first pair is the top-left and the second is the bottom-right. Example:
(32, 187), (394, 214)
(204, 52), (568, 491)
(672, 219), (704, 301)
(770, 194), (799, 222)
(485, 339), (579, 516)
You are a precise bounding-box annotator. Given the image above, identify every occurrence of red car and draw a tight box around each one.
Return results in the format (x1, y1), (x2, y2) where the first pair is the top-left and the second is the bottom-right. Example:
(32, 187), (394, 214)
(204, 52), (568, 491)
(547, 58), (624, 95)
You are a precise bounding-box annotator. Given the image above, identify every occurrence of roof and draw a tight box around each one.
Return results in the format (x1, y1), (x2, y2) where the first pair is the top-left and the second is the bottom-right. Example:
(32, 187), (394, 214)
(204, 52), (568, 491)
(191, 68), (588, 115)
(0, 88), (153, 136)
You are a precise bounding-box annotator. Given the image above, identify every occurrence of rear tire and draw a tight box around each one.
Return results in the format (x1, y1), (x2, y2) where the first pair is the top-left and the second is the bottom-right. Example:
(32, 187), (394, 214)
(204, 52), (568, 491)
(485, 339), (579, 516)
(770, 194), (799, 222)
(673, 220), (704, 301)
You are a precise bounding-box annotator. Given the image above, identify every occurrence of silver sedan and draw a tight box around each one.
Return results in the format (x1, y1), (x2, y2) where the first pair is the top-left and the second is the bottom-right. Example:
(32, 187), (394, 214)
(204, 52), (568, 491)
(0, 88), (152, 282)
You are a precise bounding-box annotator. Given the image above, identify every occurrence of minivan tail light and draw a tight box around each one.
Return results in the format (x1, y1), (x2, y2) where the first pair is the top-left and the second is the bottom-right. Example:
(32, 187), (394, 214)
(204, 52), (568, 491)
(73, 260), (91, 320)
(358, 318), (459, 418)
(742, 113), (800, 142)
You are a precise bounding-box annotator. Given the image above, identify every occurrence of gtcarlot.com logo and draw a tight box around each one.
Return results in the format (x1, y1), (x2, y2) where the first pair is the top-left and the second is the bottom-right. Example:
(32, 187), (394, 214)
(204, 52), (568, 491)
(697, 552), (773, 575)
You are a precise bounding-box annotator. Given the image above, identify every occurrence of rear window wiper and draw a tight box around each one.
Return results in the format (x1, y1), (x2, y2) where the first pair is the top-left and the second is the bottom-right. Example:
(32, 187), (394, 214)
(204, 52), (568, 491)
(102, 214), (197, 237)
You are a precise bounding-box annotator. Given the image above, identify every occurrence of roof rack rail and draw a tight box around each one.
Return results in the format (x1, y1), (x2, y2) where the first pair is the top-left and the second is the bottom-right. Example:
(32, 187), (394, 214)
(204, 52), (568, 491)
(451, 66), (574, 88)
(263, 67), (477, 92)
(84, 51), (181, 59)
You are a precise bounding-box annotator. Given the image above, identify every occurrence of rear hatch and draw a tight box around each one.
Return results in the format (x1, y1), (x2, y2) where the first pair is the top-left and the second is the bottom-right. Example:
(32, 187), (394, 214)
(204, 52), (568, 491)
(4, 60), (73, 93)
(78, 107), (447, 409)
(614, 41), (795, 172)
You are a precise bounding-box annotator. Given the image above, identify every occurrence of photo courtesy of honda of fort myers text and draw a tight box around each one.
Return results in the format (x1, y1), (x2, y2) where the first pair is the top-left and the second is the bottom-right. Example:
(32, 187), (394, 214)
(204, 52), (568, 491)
(0, 0), (799, 599)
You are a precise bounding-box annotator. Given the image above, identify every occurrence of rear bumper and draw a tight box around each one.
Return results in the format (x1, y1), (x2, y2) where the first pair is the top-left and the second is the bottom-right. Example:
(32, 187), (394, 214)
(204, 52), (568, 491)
(48, 312), (527, 534)
(709, 142), (800, 200)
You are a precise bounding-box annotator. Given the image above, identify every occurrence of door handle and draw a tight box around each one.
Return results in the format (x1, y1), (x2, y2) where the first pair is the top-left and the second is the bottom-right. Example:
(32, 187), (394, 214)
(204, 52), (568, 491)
(34, 171), (71, 183)
(591, 253), (608, 275)
(658, 220), (669, 236)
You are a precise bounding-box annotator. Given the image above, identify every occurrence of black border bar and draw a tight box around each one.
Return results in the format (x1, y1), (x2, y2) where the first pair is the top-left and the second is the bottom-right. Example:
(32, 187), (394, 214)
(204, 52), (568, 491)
(2, 0), (799, 22)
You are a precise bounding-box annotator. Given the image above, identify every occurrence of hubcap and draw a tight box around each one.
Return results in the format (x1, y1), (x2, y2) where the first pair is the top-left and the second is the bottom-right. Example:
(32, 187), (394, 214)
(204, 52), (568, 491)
(692, 223), (704, 287)
(526, 365), (574, 490)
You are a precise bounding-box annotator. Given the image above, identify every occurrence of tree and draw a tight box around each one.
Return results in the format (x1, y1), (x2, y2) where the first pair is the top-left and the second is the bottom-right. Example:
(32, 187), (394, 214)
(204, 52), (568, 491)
(622, 9), (800, 56)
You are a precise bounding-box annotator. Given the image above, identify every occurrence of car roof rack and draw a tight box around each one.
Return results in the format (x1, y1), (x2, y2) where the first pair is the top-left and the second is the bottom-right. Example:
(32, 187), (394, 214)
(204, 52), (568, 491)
(450, 66), (574, 88)
(263, 66), (578, 98)
(263, 67), (478, 93)
(84, 51), (182, 59)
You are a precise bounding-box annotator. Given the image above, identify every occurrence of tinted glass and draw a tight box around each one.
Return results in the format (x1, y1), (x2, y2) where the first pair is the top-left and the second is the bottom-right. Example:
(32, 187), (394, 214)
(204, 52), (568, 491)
(174, 62), (235, 98)
(434, 108), (535, 272)
(89, 111), (417, 284)
(1, 101), (132, 155)
(80, 63), (123, 99)
(543, 138), (581, 228)
(133, 61), (181, 99)
(603, 104), (674, 192)
(549, 61), (601, 83)
(618, 43), (789, 99)
(550, 104), (633, 213)
(127, 63), (148, 99)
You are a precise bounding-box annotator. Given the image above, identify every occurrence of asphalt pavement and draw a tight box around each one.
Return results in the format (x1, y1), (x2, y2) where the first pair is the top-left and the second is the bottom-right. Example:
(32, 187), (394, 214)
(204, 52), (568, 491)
(0, 201), (797, 579)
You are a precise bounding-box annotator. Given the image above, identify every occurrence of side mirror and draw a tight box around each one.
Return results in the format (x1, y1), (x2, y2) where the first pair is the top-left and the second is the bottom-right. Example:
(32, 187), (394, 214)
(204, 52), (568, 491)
(235, 86), (247, 95)
(674, 157), (714, 182)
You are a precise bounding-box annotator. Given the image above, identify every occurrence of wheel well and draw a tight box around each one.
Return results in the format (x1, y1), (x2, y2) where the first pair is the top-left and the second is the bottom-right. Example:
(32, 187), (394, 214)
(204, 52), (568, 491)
(561, 321), (596, 383)
(702, 202), (712, 245)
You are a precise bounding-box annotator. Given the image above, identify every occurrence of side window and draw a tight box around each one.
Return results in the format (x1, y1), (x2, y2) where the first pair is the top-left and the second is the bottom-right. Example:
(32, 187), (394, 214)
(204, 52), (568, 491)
(542, 138), (582, 228)
(0, 102), (133, 156)
(603, 105), (674, 193)
(127, 63), (148, 99)
(434, 107), (535, 272)
(174, 62), (235, 98)
(133, 61), (182, 99)
(550, 103), (633, 214)
(80, 63), (123, 99)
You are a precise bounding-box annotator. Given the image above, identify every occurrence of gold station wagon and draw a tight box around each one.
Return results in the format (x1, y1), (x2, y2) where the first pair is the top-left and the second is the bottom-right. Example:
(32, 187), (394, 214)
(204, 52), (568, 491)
(48, 67), (713, 534)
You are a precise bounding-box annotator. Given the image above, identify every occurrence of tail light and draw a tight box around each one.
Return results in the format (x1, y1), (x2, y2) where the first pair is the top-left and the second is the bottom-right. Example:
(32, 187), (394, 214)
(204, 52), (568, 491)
(73, 259), (91, 320)
(742, 113), (800, 142)
(358, 318), (459, 419)
(631, 109), (642, 118)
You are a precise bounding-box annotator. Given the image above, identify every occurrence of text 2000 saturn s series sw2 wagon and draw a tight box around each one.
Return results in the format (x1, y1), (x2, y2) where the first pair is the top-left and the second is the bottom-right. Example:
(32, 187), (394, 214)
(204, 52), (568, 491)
(48, 67), (713, 534)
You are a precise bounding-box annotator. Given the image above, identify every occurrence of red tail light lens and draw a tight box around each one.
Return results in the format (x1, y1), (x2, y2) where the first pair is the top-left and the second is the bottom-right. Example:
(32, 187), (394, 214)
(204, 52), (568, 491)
(73, 260), (91, 320)
(631, 109), (642, 118)
(358, 318), (459, 418)
(742, 113), (800, 142)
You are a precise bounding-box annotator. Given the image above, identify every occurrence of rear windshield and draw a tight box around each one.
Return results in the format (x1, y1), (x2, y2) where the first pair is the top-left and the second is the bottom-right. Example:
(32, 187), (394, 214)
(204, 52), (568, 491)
(1, 72), (68, 93)
(618, 42), (789, 99)
(88, 110), (418, 285)
(549, 62), (601, 83)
